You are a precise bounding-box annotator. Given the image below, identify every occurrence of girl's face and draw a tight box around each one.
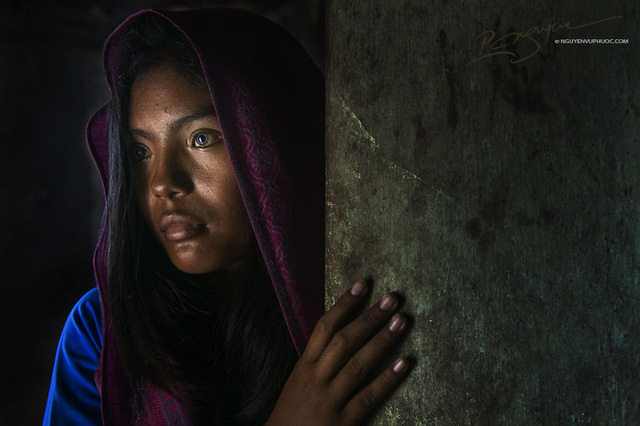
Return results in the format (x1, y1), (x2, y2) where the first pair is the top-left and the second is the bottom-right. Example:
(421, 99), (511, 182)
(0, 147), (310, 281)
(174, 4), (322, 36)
(128, 64), (252, 274)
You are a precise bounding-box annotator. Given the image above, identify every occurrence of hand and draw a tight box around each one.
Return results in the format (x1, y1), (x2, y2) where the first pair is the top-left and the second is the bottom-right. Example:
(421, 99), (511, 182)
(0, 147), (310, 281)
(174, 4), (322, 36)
(265, 280), (410, 425)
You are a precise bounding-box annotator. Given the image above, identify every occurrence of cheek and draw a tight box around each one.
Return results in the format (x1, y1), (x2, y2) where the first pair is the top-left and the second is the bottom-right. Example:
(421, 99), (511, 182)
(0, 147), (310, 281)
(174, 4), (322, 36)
(220, 170), (249, 225)
(229, 190), (252, 244)
(131, 173), (154, 231)
(207, 164), (252, 246)
(200, 155), (243, 213)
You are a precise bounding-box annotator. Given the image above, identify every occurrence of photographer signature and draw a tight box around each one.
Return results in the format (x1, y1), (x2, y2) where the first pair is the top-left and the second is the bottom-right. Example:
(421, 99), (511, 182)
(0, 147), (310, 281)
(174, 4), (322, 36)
(466, 15), (622, 66)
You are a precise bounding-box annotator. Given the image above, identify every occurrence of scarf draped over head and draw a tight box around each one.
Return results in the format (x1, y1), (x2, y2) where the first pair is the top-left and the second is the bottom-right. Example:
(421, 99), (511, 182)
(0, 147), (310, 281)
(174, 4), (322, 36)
(86, 7), (324, 424)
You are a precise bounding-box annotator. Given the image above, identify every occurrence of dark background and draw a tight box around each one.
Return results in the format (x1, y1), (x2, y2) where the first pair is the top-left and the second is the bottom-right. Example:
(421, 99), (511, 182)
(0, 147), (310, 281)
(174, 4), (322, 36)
(0, 1), (322, 423)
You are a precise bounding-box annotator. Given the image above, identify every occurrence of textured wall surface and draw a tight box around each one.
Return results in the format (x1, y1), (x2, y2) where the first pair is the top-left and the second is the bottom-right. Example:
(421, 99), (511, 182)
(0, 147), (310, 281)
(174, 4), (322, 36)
(326, 1), (639, 424)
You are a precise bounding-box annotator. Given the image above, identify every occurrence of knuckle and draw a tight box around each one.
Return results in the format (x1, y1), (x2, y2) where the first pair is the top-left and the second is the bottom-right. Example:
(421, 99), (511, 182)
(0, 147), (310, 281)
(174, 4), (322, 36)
(342, 358), (365, 381)
(363, 308), (381, 326)
(379, 369), (395, 388)
(373, 330), (391, 347)
(296, 356), (315, 373)
(331, 331), (350, 350)
(334, 295), (351, 311)
(314, 317), (332, 335)
(357, 387), (379, 409)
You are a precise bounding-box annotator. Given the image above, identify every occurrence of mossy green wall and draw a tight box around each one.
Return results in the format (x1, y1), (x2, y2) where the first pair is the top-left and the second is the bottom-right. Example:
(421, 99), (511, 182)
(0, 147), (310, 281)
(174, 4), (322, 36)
(326, 2), (639, 423)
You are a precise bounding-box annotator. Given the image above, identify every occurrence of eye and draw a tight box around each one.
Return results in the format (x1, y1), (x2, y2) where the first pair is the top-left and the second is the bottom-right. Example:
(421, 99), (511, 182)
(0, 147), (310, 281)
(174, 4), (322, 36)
(191, 131), (222, 148)
(194, 132), (209, 146)
(130, 144), (150, 161)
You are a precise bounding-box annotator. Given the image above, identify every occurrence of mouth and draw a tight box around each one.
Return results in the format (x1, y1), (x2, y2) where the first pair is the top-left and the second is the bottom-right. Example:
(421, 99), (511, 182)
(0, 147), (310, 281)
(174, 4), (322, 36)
(159, 213), (207, 242)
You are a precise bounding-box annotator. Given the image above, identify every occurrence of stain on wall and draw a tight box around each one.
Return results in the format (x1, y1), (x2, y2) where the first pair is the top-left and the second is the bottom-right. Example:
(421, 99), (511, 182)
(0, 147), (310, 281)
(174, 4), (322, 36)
(326, 2), (639, 423)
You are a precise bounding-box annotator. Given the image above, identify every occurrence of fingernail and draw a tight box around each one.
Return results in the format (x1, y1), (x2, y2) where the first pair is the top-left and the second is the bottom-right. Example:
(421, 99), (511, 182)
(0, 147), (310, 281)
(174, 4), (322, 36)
(388, 315), (405, 332)
(393, 358), (408, 374)
(379, 294), (396, 310)
(350, 280), (366, 296)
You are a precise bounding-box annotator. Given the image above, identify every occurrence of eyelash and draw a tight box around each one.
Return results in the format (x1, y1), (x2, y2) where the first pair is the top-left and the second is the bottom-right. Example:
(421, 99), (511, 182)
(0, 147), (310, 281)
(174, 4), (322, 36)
(129, 130), (223, 162)
(130, 144), (150, 162)
(191, 130), (223, 148)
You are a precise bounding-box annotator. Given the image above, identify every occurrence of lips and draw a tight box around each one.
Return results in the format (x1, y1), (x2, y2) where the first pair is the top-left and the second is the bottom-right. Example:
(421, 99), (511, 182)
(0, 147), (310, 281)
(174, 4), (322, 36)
(159, 213), (207, 242)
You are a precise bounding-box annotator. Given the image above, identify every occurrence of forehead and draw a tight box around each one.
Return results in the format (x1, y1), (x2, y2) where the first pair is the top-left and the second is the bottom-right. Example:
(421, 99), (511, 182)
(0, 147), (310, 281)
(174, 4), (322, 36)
(129, 64), (212, 125)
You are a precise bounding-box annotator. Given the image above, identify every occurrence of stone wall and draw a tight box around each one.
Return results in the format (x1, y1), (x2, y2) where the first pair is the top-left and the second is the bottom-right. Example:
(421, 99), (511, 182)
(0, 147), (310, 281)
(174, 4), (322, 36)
(326, 2), (639, 423)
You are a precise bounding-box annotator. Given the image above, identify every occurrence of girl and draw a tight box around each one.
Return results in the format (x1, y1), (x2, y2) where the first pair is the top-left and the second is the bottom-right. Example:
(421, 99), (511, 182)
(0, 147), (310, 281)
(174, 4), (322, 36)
(44, 7), (410, 425)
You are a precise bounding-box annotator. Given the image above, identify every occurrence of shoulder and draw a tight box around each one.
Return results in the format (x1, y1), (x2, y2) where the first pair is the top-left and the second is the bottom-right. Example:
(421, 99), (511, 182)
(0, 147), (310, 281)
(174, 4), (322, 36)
(43, 288), (103, 425)
(64, 287), (102, 351)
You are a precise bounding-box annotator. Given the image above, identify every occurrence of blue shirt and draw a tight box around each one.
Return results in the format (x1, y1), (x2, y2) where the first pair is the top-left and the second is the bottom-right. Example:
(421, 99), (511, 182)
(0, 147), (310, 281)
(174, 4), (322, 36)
(43, 288), (103, 425)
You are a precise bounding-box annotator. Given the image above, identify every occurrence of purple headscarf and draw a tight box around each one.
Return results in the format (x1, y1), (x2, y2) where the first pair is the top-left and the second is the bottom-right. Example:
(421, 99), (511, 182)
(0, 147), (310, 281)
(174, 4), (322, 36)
(86, 8), (324, 424)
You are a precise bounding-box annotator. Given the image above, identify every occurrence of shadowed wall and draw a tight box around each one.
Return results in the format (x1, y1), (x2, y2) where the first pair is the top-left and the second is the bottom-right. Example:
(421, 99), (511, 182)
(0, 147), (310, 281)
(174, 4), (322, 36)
(326, 1), (639, 423)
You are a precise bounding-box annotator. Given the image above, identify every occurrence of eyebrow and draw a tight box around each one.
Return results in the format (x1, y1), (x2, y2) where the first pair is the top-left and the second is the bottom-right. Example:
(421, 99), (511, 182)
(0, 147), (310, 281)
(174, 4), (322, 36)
(129, 107), (218, 141)
(167, 107), (218, 133)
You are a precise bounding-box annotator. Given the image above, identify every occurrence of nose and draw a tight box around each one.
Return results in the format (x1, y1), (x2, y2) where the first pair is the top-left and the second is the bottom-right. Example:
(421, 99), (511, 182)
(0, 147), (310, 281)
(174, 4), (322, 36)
(149, 149), (194, 199)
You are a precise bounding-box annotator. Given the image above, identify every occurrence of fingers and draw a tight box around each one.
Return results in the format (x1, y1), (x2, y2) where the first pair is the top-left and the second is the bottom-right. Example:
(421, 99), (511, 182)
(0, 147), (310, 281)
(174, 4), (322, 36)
(329, 313), (407, 400)
(317, 293), (400, 378)
(303, 280), (369, 362)
(290, 279), (412, 425)
(342, 357), (410, 424)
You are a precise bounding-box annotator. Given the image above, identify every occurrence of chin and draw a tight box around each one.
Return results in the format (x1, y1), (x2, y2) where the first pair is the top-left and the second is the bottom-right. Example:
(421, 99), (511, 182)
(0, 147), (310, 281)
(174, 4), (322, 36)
(163, 240), (250, 275)
(170, 256), (219, 275)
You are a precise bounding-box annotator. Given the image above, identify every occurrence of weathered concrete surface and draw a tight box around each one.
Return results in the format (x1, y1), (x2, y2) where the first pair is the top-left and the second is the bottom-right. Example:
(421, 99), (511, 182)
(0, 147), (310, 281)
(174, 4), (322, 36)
(326, 1), (639, 424)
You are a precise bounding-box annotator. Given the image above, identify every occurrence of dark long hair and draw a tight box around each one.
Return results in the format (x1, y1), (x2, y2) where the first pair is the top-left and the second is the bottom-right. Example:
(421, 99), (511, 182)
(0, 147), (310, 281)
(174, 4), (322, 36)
(106, 14), (298, 424)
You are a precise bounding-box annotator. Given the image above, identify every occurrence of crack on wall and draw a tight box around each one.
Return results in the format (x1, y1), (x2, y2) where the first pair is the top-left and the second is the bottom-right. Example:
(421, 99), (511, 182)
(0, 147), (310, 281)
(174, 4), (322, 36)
(332, 93), (454, 204)
(337, 93), (380, 151)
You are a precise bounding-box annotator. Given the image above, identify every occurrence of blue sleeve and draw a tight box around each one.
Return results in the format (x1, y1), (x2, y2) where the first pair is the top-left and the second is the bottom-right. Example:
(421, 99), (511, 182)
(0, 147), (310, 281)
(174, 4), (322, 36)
(43, 288), (103, 425)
